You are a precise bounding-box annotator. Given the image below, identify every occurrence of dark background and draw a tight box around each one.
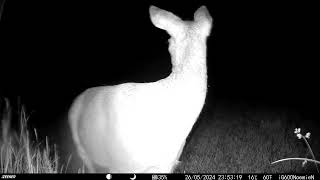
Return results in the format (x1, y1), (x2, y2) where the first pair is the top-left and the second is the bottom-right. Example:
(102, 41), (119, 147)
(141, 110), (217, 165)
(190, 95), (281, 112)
(0, 0), (319, 143)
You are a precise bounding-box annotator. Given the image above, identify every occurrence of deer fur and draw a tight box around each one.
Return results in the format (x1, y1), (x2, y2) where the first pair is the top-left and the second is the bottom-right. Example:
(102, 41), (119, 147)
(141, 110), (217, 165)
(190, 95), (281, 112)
(68, 5), (212, 173)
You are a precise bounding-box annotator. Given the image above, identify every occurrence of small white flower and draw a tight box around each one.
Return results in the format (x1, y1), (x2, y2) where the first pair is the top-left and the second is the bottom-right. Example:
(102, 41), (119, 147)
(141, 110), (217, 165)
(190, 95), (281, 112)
(294, 128), (301, 134)
(296, 133), (302, 139)
(302, 160), (307, 167)
(305, 132), (311, 139)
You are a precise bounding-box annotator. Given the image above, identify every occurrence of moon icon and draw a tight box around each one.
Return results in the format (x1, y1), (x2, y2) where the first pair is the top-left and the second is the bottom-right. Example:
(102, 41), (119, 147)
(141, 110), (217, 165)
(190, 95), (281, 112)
(130, 174), (136, 180)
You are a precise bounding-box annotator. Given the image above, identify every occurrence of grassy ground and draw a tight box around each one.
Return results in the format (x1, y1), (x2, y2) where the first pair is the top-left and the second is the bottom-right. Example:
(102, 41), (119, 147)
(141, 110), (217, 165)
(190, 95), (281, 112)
(0, 98), (77, 173)
(175, 102), (320, 173)
(0, 98), (319, 173)
(0, 100), (60, 173)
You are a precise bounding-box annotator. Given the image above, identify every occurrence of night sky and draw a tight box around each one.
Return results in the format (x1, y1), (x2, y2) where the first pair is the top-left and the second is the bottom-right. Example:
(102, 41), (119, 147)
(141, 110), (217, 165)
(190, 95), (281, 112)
(0, 0), (319, 171)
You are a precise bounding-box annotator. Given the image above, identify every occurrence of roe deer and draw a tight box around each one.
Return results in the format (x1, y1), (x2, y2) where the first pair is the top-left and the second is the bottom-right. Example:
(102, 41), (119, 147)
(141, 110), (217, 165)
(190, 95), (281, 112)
(69, 5), (212, 173)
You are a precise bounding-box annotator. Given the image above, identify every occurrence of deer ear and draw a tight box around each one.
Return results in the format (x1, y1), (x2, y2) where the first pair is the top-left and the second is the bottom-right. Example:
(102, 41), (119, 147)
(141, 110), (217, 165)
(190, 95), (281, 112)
(194, 6), (213, 37)
(149, 5), (184, 37)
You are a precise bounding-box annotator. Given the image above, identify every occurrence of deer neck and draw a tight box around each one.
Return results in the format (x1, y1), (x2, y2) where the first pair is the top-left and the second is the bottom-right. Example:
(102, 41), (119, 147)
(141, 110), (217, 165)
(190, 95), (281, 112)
(168, 35), (208, 87)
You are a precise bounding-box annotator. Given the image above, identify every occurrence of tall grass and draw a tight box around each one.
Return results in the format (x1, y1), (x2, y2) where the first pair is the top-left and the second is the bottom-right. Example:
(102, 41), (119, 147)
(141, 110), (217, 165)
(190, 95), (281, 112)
(0, 98), (60, 173)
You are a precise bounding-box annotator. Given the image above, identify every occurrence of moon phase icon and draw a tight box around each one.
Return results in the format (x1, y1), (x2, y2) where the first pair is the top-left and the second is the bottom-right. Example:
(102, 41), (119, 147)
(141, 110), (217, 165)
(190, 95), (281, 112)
(130, 174), (136, 180)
